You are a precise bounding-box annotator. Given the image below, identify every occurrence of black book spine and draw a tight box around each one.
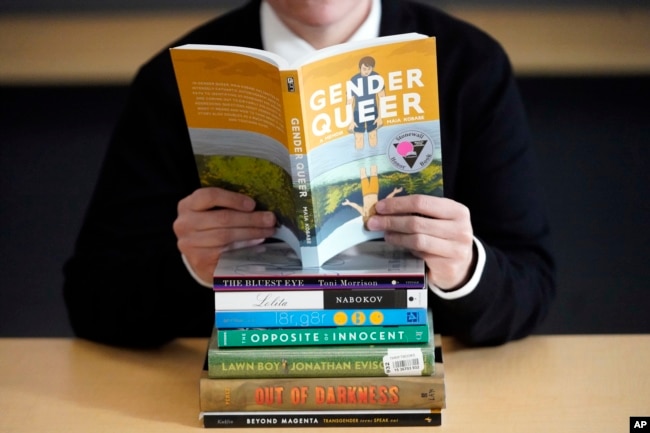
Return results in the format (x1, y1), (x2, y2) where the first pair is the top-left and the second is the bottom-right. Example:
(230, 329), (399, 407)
(203, 411), (441, 428)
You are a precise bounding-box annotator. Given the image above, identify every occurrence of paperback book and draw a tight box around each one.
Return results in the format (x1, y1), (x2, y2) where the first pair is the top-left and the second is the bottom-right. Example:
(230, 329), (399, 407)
(214, 308), (428, 329)
(213, 241), (426, 289)
(208, 311), (437, 378)
(171, 33), (443, 268)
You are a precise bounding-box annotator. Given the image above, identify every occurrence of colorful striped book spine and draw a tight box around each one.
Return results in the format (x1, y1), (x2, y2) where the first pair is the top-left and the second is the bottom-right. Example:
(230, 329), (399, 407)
(208, 312), (436, 378)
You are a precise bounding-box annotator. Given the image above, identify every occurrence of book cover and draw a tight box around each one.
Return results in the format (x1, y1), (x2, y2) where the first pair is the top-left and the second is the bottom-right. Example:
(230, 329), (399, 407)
(170, 34), (443, 268)
(213, 287), (428, 311)
(215, 308), (428, 329)
(209, 313), (436, 378)
(201, 409), (442, 428)
(199, 335), (445, 411)
(216, 322), (429, 348)
(213, 241), (425, 289)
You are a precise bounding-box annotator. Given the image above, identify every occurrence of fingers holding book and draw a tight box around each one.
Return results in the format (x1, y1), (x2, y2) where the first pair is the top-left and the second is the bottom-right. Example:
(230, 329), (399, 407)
(174, 187), (277, 285)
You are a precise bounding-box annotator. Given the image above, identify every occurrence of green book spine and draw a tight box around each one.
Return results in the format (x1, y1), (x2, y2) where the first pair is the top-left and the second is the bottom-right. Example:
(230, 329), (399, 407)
(208, 313), (436, 378)
(216, 323), (428, 348)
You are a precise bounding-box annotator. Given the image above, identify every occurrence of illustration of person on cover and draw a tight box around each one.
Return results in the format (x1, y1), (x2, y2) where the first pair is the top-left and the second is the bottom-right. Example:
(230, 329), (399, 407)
(342, 165), (403, 229)
(347, 56), (385, 150)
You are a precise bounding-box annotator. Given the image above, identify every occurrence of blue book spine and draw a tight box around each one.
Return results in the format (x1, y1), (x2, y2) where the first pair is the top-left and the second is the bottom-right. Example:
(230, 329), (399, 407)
(215, 308), (427, 329)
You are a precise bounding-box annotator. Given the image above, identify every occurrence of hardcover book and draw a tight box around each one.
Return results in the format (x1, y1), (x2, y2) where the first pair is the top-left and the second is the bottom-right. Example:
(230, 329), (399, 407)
(170, 33), (443, 268)
(208, 312), (437, 378)
(212, 241), (426, 290)
(216, 322), (429, 348)
(199, 335), (446, 412)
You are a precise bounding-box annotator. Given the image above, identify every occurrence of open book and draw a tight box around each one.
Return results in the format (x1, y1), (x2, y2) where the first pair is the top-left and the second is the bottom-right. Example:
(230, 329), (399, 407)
(212, 240), (426, 290)
(170, 33), (443, 267)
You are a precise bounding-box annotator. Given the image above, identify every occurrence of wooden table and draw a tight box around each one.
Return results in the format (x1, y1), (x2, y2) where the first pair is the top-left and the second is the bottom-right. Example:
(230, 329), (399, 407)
(1, 335), (648, 432)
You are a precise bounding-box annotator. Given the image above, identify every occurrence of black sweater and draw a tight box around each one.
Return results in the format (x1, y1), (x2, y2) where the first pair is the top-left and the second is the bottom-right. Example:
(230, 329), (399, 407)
(63, 0), (555, 347)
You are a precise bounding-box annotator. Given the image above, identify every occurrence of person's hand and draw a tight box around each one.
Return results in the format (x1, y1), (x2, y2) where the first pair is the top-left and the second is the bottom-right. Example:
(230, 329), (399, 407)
(366, 195), (475, 290)
(173, 187), (277, 284)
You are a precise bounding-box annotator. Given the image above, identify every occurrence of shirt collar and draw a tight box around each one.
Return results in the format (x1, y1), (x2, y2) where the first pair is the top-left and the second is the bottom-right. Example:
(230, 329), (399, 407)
(260, 0), (381, 64)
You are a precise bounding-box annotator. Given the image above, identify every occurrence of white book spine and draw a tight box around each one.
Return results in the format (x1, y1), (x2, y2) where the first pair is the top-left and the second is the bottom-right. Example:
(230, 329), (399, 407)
(214, 288), (428, 311)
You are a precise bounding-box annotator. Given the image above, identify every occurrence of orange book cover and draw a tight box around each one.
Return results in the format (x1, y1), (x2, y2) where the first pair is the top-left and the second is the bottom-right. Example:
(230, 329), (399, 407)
(170, 34), (443, 267)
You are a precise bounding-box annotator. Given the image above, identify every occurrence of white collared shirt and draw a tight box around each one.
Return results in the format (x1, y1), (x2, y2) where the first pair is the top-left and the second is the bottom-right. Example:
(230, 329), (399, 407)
(185, 0), (486, 300)
(260, 0), (382, 63)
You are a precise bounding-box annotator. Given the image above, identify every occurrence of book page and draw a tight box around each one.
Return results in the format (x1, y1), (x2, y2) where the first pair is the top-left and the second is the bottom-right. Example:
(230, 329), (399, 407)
(171, 48), (303, 252)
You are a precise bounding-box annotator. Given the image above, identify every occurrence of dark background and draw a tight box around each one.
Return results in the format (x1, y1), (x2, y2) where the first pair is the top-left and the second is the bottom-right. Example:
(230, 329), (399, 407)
(2, 76), (648, 337)
(1, 0), (649, 337)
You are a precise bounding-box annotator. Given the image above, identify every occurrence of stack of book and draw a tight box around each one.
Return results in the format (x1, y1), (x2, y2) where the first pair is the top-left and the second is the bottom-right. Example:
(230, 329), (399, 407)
(199, 241), (446, 428)
(169, 32), (448, 428)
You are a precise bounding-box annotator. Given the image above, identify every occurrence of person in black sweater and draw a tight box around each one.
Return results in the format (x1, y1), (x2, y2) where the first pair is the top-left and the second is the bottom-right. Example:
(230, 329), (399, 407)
(63, 0), (555, 348)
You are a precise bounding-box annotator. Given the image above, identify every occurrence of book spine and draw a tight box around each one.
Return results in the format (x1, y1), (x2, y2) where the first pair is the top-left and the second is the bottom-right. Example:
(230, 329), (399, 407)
(215, 308), (427, 329)
(279, 70), (317, 254)
(214, 274), (425, 290)
(216, 323), (429, 348)
(214, 288), (428, 311)
(202, 409), (442, 428)
(199, 374), (445, 411)
(208, 345), (434, 378)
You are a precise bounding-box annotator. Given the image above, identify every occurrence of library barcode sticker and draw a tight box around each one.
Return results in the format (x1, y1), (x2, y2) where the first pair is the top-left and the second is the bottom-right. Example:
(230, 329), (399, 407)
(383, 348), (424, 376)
